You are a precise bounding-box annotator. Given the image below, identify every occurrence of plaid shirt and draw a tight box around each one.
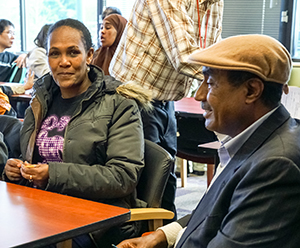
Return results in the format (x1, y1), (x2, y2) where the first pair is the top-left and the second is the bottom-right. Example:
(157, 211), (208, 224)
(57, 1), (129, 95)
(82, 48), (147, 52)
(110, 0), (224, 101)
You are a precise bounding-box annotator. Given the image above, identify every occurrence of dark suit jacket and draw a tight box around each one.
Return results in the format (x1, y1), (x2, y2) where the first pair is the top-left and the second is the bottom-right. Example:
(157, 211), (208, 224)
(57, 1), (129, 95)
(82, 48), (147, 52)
(176, 105), (300, 248)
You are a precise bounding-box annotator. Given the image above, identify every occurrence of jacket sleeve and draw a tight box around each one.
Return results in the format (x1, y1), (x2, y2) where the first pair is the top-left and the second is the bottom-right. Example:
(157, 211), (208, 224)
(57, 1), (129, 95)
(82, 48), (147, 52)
(208, 157), (300, 248)
(46, 97), (145, 203)
(27, 47), (50, 78)
(0, 132), (8, 175)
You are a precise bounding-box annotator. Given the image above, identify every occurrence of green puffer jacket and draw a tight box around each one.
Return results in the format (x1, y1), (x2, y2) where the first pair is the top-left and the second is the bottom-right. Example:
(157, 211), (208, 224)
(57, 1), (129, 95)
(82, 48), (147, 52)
(20, 65), (150, 209)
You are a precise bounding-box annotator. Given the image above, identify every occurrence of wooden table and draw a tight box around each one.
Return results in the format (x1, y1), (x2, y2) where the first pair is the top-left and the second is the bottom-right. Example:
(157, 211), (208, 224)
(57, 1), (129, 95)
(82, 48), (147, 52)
(10, 93), (32, 102)
(174, 98), (218, 187)
(0, 181), (130, 248)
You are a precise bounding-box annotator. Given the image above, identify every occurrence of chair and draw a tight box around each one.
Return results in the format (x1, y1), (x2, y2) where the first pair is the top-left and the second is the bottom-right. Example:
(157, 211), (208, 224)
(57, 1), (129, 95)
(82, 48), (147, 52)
(0, 115), (22, 175)
(0, 115), (22, 158)
(176, 111), (219, 188)
(128, 139), (175, 231)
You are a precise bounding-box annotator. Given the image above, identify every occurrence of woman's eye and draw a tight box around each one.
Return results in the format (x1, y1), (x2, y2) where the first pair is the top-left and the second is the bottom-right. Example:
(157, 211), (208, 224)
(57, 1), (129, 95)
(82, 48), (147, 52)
(48, 51), (59, 57)
(70, 50), (80, 57)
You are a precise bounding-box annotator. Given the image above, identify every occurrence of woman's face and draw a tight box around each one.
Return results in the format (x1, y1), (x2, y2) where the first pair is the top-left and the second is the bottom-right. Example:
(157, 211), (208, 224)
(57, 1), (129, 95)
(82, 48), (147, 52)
(0, 25), (15, 51)
(100, 20), (117, 47)
(47, 26), (93, 98)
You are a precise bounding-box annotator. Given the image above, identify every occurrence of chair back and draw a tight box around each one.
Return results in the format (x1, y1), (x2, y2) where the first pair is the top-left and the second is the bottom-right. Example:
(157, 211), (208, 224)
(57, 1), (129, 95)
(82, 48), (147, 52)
(0, 115), (22, 158)
(176, 111), (217, 151)
(137, 139), (174, 208)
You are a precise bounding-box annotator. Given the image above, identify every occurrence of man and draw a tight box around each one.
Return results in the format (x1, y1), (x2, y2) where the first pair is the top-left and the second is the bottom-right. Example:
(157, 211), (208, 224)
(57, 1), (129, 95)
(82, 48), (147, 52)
(0, 19), (26, 82)
(116, 34), (300, 248)
(109, 0), (224, 220)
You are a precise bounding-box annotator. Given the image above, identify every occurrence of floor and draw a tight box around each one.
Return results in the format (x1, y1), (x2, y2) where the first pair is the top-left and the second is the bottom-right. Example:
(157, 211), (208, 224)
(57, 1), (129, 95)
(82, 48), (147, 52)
(175, 173), (207, 219)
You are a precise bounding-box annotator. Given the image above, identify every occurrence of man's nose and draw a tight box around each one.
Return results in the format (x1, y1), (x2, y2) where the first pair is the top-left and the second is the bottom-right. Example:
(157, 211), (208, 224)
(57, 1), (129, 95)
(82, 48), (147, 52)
(195, 81), (208, 102)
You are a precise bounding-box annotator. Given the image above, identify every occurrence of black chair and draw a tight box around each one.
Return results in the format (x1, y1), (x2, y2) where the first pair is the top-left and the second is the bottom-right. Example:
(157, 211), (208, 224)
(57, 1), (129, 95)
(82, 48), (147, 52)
(176, 111), (219, 187)
(128, 139), (175, 231)
(0, 115), (22, 158)
(0, 115), (22, 174)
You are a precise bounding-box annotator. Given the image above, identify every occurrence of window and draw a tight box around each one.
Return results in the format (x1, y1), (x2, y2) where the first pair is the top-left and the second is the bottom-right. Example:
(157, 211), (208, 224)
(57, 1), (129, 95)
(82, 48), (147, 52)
(0, 0), (97, 53)
(290, 0), (300, 60)
(105, 0), (135, 20)
(24, 1), (97, 52)
(222, 0), (281, 40)
(1, 0), (299, 61)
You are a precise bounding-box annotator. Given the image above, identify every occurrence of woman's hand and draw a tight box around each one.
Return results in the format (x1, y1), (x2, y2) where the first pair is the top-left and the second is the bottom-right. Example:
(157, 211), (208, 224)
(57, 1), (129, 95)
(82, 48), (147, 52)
(20, 162), (49, 189)
(24, 69), (35, 90)
(14, 53), (27, 68)
(4, 158), (23, 181)
(116, 230), (168, 248)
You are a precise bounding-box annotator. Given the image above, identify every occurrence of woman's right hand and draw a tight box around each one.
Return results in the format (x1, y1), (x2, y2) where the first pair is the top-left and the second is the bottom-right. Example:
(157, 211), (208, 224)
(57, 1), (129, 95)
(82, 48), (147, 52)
(116, 230), (168, 248)
(4, 158), (23, 181)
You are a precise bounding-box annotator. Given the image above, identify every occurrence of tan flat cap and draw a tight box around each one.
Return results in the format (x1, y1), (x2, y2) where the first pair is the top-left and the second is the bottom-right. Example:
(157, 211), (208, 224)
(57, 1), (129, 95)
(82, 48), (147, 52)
(188, 34), (292, 85)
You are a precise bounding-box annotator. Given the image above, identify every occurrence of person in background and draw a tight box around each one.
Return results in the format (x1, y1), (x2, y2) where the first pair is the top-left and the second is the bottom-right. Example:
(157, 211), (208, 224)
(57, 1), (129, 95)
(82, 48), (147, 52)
(91, 14), (127, 75)
(0, 19), (27, 81)
(0, 19), (33, 102)
(26, 23), (52, 79)
(116, 34), (300, 248)
(102, 6), (122, 20)
(2, 18), (152, 247)
(109, 0), (224, 222)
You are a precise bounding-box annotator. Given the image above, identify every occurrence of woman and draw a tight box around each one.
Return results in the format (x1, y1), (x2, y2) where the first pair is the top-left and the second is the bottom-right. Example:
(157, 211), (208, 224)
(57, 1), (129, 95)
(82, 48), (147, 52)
(3, 18), (152, 247)
(92, 14), (127, 75)
(26, 23), (52, 78)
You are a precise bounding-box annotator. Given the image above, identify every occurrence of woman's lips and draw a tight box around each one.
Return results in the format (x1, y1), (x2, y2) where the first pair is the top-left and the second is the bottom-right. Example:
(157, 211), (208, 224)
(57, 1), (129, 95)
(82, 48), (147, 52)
(57, 72), (74, 78)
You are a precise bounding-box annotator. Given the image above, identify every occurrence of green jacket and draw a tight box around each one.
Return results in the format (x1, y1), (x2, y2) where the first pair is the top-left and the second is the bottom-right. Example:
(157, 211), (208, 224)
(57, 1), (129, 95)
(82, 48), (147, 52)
(20, 65), (148, 209)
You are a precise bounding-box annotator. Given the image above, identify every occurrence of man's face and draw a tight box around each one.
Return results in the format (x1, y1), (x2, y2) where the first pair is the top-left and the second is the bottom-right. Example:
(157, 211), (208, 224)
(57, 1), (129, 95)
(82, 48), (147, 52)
(195, 68), (249, 137)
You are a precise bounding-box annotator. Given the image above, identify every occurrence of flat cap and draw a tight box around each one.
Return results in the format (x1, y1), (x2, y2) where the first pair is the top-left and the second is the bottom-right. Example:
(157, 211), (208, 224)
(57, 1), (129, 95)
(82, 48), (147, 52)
(188, 34), (292, 85)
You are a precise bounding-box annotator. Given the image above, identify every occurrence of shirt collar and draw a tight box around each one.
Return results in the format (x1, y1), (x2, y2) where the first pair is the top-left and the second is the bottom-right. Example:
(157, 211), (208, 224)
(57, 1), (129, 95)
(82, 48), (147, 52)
(218, 106), (279, 167)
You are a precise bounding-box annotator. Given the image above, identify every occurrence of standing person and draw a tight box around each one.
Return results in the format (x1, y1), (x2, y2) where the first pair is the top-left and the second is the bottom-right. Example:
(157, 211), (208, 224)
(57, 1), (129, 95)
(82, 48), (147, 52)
(26, 23), (52, 79)
(2, 18), (152, 247)
(92, 14), (127, 75)
(116, 34), (300, 248)
(110, 0), (224, 221)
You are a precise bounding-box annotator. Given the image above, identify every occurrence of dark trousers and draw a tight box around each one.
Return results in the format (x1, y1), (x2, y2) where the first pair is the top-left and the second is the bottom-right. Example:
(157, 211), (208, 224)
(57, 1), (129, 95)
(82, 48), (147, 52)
(141, 100), (177, 223)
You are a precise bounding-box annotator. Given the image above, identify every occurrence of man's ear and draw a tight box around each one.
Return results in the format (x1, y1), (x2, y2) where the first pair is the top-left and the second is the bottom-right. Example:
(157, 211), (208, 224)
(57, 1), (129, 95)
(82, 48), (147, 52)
(244, 78), (264, 104)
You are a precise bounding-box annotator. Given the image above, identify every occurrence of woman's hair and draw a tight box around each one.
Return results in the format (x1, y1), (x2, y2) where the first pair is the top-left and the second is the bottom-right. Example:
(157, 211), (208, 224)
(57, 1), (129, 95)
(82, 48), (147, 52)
(34, 24), (52, 48)
(47, 18), (93, 52)
(0, 19), (14, 35)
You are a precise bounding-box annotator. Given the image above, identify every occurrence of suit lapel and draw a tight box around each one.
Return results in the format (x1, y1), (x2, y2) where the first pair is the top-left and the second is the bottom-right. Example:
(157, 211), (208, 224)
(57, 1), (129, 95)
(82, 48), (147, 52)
(176, 105), (290, 248)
